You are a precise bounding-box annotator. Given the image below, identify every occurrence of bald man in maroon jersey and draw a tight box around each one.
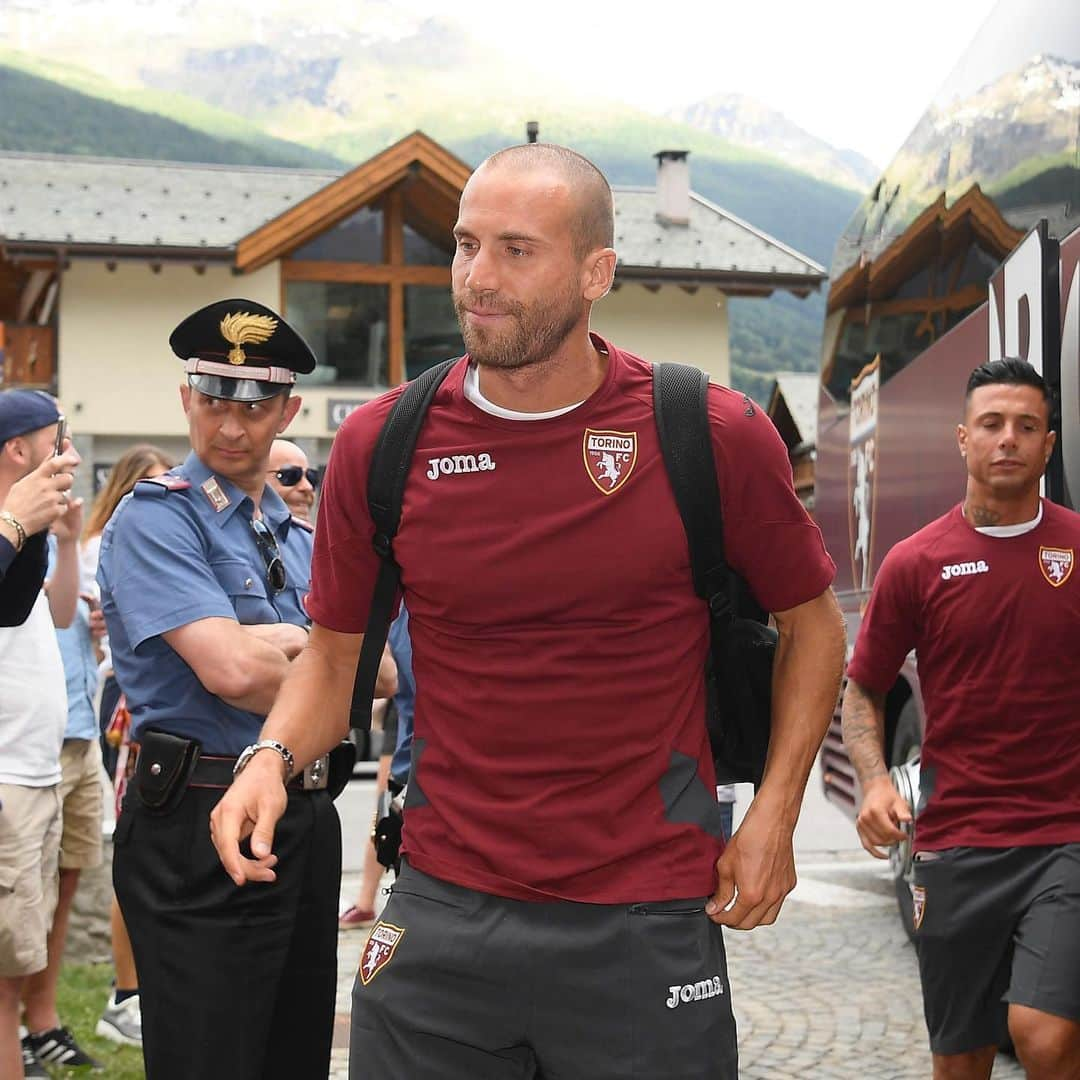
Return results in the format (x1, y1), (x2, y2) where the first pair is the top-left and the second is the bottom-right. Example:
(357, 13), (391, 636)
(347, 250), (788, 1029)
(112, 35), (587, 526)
(843, 357), (1080, 1080)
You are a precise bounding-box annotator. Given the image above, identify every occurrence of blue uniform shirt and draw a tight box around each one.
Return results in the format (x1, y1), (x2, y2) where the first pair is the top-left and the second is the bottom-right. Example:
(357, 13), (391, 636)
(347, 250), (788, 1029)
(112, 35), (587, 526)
(48, 537), (101, 740)
(388, 606), (415, 787)
(98, 451), (314, 755)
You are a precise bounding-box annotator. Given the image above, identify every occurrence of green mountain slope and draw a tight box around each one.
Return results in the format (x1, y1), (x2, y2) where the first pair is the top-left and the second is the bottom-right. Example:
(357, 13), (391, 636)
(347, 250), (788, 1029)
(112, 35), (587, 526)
(0, 54), (343, 169)
(0, 32), (851, 400)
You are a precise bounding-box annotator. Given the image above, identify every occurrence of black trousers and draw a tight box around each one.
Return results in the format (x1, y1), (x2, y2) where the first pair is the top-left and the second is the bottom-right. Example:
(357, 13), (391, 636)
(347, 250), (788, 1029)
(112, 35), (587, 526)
(114, 779), (341, 1080)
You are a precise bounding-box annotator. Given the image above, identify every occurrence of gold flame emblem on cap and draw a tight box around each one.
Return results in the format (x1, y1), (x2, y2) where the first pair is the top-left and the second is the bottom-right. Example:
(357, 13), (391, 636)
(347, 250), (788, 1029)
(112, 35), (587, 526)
(220, 312), (278, 365)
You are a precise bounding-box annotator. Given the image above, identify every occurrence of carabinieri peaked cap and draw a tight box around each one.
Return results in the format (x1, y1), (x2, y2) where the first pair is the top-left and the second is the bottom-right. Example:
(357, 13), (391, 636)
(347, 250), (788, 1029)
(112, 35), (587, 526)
(169, 298), (317, 402)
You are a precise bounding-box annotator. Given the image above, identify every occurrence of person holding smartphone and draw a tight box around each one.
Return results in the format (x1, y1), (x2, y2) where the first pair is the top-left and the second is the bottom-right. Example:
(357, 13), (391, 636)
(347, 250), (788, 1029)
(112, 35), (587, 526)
(0, 389), (87, 1079)
(0, 392), (81, 628)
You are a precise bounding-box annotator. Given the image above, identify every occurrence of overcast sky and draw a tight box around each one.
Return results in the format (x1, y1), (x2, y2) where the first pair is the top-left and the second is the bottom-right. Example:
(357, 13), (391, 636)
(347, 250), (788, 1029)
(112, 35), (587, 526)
(410, 0), (1001, 167)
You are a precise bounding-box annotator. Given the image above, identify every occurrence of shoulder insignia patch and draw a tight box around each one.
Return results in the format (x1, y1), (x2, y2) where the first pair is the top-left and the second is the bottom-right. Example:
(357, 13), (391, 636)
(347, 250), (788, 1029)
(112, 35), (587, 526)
(290, 515), (314, 533)
(358, 921), (405, 986)
(133, 476), (191, 497)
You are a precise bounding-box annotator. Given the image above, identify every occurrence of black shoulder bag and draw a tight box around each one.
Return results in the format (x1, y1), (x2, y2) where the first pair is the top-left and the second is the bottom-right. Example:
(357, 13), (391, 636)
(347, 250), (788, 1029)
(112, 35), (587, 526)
(653, 361), (777, 788)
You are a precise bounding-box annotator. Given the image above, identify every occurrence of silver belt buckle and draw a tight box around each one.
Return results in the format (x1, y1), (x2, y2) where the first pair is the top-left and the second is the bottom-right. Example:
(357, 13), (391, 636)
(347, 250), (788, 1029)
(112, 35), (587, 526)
(302, 754), (329, 791)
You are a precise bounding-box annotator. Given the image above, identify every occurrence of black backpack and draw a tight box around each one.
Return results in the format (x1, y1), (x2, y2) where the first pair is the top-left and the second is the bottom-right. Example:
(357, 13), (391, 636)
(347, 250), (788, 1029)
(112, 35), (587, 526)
(349, 358), (776, 788)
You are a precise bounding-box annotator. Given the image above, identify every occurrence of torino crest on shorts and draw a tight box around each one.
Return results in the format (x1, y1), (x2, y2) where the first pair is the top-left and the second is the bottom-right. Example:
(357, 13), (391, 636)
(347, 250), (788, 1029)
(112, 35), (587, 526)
(358, 922), (406, 986)
(912, 885), (927, 931)
(583, 429), (637, 495)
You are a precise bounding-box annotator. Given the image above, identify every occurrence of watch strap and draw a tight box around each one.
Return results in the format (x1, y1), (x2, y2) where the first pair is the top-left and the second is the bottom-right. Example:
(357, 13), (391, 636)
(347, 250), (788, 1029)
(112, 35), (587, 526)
(234, 739), (295, 782)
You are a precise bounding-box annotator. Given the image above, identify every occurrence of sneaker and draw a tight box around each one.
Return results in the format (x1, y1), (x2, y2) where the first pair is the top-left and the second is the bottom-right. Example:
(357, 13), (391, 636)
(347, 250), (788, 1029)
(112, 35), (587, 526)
(338, 904), (376, 930)
(96, 990), (142, 1047)
(25, 1025), (103, 1070)
(19, 1031), (49, 1078)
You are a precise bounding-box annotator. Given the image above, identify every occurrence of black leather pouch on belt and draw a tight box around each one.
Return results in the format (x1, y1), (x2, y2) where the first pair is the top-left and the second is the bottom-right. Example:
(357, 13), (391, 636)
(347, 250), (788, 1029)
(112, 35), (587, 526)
(136, 730), (201, 812)
(326, 740), (357, 800)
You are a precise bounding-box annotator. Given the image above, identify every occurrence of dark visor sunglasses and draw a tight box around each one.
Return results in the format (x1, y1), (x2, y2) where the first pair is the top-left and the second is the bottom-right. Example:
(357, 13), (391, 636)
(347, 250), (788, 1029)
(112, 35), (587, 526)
(249, 517), (287, 594)
(268, 466), (320, 488)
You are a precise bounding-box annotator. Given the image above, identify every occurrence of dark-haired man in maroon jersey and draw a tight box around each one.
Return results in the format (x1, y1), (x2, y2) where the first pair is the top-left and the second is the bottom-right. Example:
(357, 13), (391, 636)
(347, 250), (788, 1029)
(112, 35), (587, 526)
(211, 142), (845, 1079)
(843, 357), (1080, 1080)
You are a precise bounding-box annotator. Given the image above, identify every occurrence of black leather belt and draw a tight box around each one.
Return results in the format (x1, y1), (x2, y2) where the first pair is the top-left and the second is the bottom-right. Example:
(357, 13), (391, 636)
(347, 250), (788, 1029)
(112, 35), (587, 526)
(134, 730), (349, 810)
(187, 753), (329, 792)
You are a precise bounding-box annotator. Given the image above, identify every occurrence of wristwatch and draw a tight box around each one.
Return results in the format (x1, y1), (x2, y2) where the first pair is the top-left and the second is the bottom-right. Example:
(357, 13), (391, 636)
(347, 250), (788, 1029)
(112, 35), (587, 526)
(233, 739), (295, 782)
(0, 510), (26, 552)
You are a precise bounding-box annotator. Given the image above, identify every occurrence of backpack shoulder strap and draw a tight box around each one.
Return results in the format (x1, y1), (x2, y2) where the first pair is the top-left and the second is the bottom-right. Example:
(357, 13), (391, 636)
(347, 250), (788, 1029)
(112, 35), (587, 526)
(652, 361), (734, 619)
(348, 358), (458, 728)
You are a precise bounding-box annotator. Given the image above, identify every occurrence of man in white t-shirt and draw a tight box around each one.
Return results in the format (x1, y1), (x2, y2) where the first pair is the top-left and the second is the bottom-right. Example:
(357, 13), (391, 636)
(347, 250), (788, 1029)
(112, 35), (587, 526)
(0, 390), (82, 1080)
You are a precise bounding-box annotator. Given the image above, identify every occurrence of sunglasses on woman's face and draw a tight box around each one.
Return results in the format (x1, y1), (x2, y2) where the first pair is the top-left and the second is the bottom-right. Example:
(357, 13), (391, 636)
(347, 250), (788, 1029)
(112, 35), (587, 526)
(268, 466), (320, 488)
(249, 517), (287, 594)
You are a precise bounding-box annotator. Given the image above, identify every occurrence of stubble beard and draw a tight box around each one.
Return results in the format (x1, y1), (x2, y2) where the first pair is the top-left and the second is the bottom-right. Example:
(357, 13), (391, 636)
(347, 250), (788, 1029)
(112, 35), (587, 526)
(454, 286), (585, 372)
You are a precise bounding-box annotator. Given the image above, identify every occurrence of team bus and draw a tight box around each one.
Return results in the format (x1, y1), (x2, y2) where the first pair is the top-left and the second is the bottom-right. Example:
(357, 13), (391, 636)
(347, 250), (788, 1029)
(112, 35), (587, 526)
(815, 0), (1079, 935)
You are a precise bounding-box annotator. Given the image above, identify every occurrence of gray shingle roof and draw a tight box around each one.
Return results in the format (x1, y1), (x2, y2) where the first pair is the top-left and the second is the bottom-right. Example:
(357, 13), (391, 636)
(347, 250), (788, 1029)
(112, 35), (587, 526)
(771, 372), (819, 445)
(614, 188), (824, 281)
(0, 152), (824, 285)
(0, 152), (336, 252)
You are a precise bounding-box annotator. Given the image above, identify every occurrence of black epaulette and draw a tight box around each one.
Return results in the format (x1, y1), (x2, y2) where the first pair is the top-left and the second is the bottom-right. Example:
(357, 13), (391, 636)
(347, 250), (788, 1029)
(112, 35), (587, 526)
(133, 476), (192, 498)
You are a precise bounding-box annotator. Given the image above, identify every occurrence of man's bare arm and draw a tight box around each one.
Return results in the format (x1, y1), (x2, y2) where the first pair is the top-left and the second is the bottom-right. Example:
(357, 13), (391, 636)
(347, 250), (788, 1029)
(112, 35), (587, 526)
(841, 678), (912, 857)
(239, 622), (309, 659)
(210, 623), (363, 885)
(45, 499), (83, 628)
(709, 587), (846, 929)
(164, 618), (306, 715)
(376, 643), (398, 700)
(840, 679), (888, 785)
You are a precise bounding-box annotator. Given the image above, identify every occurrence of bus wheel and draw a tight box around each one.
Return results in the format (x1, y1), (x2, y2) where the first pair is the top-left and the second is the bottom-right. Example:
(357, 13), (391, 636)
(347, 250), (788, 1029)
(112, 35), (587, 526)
(889, 699), (921, 943)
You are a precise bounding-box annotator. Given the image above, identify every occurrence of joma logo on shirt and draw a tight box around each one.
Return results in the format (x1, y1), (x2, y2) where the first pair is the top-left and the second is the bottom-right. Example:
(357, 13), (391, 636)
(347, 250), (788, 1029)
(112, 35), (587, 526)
(666, 976), (725, 1009)
(426, 453), (496, 480)
(940, 560), (990, 581)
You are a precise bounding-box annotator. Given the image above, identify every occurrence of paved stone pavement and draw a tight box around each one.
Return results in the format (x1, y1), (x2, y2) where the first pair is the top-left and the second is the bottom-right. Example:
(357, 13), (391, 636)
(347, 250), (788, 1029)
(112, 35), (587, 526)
(328, 854), (1025, 1079)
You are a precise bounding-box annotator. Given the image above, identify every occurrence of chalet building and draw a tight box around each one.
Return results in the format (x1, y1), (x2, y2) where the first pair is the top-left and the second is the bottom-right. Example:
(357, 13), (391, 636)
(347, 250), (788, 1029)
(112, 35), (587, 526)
(0, 132), (825, 491)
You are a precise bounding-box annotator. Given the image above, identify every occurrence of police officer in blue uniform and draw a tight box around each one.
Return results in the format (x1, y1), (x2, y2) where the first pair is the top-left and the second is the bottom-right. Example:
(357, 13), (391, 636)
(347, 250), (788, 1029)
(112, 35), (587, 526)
(98, 299), (341, 1080)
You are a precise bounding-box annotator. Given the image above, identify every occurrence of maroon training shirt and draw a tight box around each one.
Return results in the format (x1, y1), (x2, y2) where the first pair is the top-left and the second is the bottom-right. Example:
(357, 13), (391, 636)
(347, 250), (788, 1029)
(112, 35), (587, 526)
(308, 340), (835, 902)
(848, 501), (1080, 850)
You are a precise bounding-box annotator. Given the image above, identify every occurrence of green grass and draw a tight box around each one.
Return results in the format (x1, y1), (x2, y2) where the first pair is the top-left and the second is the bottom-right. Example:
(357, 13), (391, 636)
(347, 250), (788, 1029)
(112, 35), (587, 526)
(52, 963), (144, 1078)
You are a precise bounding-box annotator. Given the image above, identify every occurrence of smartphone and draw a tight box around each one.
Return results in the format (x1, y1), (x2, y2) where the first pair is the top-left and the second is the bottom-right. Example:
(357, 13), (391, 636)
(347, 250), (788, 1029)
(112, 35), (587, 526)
(53, 415), (67, 457)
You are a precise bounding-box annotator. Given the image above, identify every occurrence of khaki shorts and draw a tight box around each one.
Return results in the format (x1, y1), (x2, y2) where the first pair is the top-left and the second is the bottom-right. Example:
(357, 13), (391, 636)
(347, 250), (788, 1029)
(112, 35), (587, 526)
(58, 738), (104, 870)
(0, 783), (61, 977)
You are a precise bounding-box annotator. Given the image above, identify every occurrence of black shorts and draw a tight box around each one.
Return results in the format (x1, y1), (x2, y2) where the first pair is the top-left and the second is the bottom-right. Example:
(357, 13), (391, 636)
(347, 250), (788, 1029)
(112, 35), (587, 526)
(351, 862), (738, 1079)
(914, 843), (1080, 1055)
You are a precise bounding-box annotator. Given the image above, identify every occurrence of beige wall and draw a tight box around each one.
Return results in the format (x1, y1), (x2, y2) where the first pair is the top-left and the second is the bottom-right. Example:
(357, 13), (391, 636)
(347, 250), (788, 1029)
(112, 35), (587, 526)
(58, 258), (386, 450)
(59, 259), (281, 438)
(591, 282), (730, 385)
(58, 265), (732, 454)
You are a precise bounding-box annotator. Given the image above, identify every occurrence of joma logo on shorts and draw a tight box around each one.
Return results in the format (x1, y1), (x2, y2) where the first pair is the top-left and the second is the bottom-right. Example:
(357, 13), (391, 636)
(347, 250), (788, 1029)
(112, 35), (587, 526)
(426, 453), (496, 480)
(940, 560), (990, 581)
(666, 976), (725, 1009)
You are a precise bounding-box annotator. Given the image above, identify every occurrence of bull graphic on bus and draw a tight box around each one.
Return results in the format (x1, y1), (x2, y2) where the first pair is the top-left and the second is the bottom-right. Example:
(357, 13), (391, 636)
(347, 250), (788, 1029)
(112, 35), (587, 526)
(848, 358), (880, 594)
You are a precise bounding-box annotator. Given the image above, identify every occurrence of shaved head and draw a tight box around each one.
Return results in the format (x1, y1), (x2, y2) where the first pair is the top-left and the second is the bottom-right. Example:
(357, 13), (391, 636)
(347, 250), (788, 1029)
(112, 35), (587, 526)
(477, 144), (614, 259)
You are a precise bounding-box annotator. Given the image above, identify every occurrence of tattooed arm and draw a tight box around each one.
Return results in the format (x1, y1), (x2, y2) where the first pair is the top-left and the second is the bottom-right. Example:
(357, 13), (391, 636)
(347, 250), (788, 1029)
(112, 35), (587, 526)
(841, 679), (911, 858)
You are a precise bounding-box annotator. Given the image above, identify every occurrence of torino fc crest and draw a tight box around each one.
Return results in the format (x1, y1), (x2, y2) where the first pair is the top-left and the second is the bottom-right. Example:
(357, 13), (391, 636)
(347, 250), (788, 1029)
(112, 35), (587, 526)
(912, 885), (926, 931)
(358, 922), (406, 986)
(1039, 546), (1074, 587)
(583, 429), (637, 495)
(848, 358), (880, 593)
